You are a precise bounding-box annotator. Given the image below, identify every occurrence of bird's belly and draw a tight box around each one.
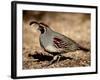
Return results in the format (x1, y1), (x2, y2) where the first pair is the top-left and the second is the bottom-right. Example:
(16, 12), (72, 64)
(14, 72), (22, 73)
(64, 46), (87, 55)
(45, 45), (62, 53)
(45, 45), (57, 52)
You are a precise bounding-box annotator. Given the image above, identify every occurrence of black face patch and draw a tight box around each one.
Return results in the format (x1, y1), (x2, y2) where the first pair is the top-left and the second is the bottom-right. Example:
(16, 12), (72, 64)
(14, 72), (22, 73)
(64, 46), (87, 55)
(38, 26), (45, 34)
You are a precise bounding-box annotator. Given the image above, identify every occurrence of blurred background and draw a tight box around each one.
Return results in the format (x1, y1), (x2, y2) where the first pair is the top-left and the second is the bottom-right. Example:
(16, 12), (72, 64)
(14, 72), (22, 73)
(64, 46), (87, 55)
(23, 10), (91, 69)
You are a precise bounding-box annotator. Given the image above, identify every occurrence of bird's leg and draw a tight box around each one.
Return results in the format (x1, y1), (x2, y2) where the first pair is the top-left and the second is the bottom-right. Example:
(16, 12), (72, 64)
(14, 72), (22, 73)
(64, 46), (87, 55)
(47, 55), (61, 66)
(56, 55), (61, 63)
(49, 55), (58, 65)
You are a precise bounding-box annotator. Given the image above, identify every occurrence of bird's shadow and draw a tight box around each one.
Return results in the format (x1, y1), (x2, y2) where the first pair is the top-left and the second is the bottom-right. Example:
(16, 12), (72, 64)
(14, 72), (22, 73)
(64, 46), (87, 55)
(28, 53), (73, 61)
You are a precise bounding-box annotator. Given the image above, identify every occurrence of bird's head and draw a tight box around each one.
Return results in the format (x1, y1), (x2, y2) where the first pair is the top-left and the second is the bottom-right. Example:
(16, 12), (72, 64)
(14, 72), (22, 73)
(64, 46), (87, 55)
(30, 21), (49, 34)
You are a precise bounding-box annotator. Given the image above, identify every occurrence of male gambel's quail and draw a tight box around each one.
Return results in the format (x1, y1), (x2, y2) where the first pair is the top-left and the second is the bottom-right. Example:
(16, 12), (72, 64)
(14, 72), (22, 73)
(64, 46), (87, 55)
(30, 21), (89, 65)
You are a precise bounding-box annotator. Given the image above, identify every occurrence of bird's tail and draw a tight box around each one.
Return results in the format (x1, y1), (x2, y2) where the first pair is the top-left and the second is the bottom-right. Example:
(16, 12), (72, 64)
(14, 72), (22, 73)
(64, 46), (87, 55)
(79, 46), (90, 52)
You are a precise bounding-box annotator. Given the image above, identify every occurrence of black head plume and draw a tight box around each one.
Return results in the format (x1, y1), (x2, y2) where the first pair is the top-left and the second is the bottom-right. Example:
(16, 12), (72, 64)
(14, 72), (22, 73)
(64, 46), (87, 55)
(29, 21), (39, 26)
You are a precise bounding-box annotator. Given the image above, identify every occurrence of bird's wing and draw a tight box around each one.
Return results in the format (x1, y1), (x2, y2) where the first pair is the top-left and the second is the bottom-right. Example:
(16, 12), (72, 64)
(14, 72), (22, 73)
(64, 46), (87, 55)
(53, 37), (69, 49)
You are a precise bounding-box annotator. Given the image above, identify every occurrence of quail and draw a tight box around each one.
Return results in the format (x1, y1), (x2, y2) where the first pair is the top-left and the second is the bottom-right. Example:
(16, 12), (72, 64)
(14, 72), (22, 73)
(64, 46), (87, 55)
(30, 21), (89, 65)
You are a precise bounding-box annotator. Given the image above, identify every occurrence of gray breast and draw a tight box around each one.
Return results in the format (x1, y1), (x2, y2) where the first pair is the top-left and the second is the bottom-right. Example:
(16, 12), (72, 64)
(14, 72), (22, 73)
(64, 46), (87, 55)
(39, 29), (60, 52)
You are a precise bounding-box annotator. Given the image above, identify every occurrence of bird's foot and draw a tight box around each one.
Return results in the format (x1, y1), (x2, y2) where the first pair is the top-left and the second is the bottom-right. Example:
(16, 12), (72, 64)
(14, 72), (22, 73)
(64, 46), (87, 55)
(43, 55), (73, 67)
(46, 55), (61, 66)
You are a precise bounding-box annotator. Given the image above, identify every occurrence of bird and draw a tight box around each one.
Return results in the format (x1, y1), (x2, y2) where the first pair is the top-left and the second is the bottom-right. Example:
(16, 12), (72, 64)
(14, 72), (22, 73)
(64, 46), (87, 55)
(29, 21), (89, 65)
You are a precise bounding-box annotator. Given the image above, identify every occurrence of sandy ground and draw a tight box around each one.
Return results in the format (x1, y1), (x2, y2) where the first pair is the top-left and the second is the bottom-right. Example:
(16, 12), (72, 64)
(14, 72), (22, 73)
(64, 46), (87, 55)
(22, 11), (91, 69)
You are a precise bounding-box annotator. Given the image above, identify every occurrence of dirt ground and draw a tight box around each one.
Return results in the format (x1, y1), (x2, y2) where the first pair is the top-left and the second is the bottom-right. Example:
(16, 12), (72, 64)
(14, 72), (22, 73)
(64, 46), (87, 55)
(22, 11), (91, 69)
